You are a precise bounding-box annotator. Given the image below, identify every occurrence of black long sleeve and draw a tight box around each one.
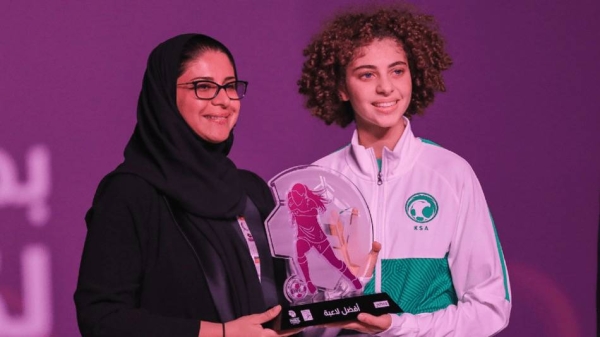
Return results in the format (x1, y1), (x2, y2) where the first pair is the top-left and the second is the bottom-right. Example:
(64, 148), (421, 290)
(74, 175), (201, 337)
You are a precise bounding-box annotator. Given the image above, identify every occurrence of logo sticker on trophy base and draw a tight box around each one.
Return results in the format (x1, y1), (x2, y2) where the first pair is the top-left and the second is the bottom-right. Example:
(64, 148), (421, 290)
(265, 165), (402, 330)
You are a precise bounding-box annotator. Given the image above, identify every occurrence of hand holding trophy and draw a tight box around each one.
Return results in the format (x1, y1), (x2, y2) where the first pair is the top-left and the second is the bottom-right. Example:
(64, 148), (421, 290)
(265, 165), (401, 330)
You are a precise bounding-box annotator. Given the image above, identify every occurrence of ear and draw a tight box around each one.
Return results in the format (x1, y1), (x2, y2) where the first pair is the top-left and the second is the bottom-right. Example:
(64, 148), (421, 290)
(338, 85), (349, 101)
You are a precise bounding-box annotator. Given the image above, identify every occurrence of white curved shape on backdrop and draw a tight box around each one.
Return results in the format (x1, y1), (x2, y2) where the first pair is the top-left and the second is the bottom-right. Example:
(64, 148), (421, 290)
(0, 244), (52, 336)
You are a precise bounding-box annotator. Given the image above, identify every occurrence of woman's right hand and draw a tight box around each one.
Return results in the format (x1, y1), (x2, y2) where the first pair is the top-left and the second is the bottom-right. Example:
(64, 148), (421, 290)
(222, 305), (301, 337)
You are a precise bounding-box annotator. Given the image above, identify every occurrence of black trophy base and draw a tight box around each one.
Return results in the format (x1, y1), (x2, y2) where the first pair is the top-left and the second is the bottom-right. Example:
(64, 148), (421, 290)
(273, 292), (402, 331)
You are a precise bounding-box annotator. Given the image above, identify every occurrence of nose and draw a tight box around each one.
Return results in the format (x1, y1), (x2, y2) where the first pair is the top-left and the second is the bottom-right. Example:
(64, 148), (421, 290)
(211, 87), (231, 107)
(376, 75), (394, 96)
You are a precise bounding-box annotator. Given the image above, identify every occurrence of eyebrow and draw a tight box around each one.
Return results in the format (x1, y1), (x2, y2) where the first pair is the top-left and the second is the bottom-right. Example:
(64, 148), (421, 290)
(189, 76), (237, 82)
(351, 61), (408, 72)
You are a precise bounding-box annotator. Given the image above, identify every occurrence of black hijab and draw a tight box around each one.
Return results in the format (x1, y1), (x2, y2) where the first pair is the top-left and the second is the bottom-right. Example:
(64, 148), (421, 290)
(117, 33), (245, 218)
(91, 34), (269, 320)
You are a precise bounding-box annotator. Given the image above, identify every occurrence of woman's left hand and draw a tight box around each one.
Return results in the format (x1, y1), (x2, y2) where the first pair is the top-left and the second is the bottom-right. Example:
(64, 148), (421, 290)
(222, 305), (303, 337)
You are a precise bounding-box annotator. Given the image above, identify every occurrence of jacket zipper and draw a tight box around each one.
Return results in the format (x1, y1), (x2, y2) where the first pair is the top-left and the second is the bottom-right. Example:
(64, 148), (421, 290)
(375, 155), (384, 293)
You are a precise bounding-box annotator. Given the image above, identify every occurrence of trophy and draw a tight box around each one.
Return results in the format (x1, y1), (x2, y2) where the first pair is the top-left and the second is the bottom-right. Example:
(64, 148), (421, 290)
(265, 165), (401, 330)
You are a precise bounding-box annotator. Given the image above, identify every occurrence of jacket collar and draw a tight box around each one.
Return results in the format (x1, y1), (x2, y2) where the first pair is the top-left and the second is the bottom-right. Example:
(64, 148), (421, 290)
(347, 117), (421, 180)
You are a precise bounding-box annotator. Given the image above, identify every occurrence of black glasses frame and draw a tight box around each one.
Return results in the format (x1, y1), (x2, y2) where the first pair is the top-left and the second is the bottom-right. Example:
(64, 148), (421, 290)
(177, 80), (248, 100)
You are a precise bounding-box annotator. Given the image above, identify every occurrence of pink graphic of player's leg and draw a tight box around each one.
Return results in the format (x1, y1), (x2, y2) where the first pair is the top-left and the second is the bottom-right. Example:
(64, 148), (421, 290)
(314, 242), (362, 290)
(295, 238), (317, 293)
(287, 183), (362, 293)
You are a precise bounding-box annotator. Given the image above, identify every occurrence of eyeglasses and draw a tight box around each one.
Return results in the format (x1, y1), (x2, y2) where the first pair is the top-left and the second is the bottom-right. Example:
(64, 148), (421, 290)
(177, 80), (248, 100)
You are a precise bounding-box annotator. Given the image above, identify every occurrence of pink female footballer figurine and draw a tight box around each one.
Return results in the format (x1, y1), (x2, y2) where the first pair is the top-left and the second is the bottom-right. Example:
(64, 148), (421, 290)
(287, 183), (362, 294)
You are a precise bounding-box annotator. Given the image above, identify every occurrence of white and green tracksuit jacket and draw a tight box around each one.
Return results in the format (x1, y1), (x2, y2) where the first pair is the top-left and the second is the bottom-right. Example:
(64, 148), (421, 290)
(313, 119), (511, 336)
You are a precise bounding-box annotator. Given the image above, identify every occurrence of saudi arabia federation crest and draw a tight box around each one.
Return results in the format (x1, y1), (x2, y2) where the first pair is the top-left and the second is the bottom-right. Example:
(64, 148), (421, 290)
(405, 192), (439, 223)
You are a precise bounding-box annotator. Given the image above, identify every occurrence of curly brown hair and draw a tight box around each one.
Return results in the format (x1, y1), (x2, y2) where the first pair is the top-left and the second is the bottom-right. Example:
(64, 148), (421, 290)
(298, 4), (453, 127)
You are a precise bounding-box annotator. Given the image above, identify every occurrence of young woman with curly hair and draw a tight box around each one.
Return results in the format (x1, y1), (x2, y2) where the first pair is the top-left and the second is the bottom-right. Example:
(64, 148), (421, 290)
(298, 4), (511, 337)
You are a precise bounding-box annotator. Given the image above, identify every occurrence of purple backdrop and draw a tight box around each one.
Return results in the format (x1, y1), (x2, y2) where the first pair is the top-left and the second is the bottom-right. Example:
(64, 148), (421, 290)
(1, 1), (598, 336)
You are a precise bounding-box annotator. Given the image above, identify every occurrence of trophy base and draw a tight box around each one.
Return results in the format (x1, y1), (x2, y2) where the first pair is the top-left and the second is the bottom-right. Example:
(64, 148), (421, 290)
(272, 292), (402, 331)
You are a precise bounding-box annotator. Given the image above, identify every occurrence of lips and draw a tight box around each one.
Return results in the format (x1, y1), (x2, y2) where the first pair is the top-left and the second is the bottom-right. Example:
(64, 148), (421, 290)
(204, 115), (229, 120)
(373, 100), (398, 108)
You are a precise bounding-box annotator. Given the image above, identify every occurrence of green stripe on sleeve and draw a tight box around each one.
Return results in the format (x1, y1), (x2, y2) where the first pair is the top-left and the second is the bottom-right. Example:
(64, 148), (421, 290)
(489, 211), (510, 301)
(419, 138), (441, 147)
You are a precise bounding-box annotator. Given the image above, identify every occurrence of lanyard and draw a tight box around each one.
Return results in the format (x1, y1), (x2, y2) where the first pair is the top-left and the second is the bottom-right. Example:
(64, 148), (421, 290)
(236, 216), (261, 281)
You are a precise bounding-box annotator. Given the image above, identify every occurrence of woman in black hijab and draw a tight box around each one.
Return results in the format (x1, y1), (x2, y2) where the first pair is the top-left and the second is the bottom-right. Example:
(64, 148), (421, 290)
(74, 34), (293, 337)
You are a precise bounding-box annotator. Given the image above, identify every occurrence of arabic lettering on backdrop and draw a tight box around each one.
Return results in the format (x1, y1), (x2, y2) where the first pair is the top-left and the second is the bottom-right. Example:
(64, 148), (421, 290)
(0, 145), (51, 227)
(0, 145), (52, 336)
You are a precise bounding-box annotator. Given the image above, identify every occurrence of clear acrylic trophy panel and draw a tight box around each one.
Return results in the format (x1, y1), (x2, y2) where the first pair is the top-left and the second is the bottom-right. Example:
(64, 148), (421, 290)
(265, 165), (374, 305)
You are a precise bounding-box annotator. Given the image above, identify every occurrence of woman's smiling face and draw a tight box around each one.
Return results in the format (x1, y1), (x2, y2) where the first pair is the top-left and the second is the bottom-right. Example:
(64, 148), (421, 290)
(176, 50), (240, 143)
